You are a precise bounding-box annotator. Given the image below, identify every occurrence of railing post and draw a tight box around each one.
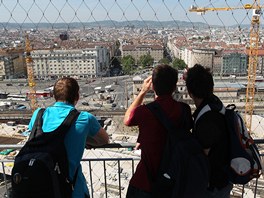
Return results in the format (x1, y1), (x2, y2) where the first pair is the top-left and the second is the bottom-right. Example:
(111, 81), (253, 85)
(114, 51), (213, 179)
(88, 160), (94, 198)
(103, 160), (107, 198)
(1, 162), (9, 198)
(118, 160), (121, 198)
(254, 178), (258, 198)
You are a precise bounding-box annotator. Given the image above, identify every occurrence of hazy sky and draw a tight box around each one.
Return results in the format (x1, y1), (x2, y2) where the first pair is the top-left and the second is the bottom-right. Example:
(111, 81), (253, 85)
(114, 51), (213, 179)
(0, 0), (260, 26)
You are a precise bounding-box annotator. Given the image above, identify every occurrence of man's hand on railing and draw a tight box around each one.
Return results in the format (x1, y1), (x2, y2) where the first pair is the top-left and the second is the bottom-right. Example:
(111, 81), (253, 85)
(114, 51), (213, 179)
(134, 142), (141, 150)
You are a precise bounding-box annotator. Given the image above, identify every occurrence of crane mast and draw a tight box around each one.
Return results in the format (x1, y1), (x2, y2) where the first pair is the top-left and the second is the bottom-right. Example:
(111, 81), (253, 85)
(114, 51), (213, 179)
(25, 35), (38, 112)
(189, 1), (261, 133)
(245, 3), (260, 132)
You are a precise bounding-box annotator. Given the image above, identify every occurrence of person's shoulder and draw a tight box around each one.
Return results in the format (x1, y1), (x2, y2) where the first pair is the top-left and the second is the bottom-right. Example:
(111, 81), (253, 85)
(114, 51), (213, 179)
(32, 107), (45, 117)
(135, 103), (148, 112)
(79, 110), (93, 117)
(178, 101), (190, 107)
(177, 101), (191, 111)
(78, 111), (98, 121)
(199, 109), (225, 125)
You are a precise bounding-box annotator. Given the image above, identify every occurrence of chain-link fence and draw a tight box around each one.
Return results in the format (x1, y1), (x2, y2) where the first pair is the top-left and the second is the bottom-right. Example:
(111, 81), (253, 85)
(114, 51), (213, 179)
(0, 0), (264, 197)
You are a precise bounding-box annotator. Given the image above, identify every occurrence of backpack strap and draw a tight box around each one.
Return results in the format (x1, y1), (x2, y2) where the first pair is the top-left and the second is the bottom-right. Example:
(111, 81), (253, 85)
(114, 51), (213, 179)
(146, 102), (184, 138)
(144, 102), (186, 183)
(194, 104), (226, 125)
(52, 109), (80, 188)
(145, 102), (197, 196)
(55, 109), (80, 136)
(28, 108), (45, 141)
(143, 102), (177, 184)
(29, 108), (80, 142)
(28, 108), (80, 180)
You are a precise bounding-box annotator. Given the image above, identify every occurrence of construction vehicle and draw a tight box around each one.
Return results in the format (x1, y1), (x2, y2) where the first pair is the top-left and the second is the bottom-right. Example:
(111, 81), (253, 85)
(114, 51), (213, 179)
(25, 34), (38, 112)
(189, 1), (262, 133)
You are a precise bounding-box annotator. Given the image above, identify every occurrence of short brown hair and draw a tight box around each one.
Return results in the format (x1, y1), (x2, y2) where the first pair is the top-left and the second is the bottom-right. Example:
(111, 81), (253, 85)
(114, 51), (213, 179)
(53, 77), (79, 104)
(152, 64), (178, 96)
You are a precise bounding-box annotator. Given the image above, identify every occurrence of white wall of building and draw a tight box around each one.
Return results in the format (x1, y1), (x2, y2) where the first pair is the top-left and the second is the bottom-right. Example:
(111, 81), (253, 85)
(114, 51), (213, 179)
(31, 46), (109, 79)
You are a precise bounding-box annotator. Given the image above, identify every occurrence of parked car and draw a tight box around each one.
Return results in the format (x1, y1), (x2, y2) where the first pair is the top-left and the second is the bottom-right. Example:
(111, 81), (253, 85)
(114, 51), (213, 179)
(94, 103), (102, 107)
(15, 104), (27, 110)
(6, 83), (13, 86)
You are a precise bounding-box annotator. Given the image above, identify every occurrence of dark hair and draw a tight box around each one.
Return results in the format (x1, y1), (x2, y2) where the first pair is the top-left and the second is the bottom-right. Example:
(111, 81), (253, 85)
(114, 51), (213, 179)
(185, 64), (214, 99)
(152, 64), (178, 96)
(53, 77), (79, 104)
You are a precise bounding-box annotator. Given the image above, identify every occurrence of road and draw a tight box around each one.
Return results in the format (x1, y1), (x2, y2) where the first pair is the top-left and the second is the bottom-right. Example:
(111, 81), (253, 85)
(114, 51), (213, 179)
(0, 75), (133, 111)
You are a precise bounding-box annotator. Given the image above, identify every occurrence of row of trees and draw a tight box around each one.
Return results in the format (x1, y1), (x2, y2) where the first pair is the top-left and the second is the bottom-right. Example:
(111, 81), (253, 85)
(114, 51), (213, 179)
(119, 55), (187, 74)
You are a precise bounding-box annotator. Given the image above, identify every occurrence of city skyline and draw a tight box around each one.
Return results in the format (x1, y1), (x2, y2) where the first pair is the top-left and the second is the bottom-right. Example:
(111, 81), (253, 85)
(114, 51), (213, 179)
(0, 0), (258, 27)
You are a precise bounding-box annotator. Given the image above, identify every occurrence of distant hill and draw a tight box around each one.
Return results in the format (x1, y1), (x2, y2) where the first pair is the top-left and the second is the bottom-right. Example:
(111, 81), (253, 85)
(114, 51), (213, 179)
(0, 20), (218, 29)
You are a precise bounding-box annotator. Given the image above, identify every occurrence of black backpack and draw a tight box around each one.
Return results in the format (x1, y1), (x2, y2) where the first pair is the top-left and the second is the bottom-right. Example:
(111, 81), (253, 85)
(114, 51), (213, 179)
(146, 102), (209, 198)
(11, 108), (80, 198)
(195, 104), (262, 184)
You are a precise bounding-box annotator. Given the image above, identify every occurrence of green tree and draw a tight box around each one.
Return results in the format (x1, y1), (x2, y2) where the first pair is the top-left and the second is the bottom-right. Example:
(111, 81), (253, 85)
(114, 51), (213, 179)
(159, 57), (170, 65)
(139, 54), (154, 67)
(121, 55), (135, 74)
(172, 58), (187, 70)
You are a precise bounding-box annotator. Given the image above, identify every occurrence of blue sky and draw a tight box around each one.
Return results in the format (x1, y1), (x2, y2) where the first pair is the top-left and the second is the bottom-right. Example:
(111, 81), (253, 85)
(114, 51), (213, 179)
(0, 0), (258, 26)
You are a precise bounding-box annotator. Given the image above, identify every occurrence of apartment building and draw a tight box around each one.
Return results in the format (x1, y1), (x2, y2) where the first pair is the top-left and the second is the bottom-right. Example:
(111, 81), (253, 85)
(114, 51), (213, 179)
(121, 44), (163, 63)
(176, 81), (245, 104)
(222, 51), (247, 76)
(31, 46), (109, 79)
(0, 55), (17, 79)
(213, 50), (223, 75)
(13, 54), (26, 78)
(190, 49), (215, 70)
(0, 59), (4, 80)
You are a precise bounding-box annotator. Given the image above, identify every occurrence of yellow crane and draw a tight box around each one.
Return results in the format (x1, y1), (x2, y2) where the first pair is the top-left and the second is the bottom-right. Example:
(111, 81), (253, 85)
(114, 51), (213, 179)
(25, 34), (38, 112)
(189, 3), (257, 14)
(189, 1), (262, 133)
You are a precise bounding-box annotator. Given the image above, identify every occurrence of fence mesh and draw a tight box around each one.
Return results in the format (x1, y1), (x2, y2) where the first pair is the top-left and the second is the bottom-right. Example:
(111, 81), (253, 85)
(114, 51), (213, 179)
(0, 0), (264, 197)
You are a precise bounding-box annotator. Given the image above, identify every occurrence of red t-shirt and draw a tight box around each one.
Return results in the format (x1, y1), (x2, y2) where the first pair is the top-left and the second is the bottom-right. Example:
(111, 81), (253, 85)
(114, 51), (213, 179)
(126, 95), (193, 192)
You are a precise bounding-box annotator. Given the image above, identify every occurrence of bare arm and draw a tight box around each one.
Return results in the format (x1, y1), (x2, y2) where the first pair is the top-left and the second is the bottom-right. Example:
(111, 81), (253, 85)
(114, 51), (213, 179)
(86, 127), (109, 147)
(123, 76), (152, 126)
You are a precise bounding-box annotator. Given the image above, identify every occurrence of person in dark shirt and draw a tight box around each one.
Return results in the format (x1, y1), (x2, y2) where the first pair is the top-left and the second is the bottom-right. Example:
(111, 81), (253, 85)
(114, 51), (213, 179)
(124, 64), (192, 198)
(185, 64), (233, 198)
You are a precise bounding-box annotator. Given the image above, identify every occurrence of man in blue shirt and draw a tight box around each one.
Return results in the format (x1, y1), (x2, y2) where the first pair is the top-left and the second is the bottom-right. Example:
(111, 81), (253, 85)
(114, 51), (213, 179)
(28, 77), (109, 198)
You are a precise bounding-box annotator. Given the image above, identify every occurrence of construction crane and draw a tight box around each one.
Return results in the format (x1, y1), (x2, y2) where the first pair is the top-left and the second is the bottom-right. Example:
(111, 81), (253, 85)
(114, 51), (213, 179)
(189, 3), (256, 14)
(189, 1), (262, 133)
(25, 34), (38, 112)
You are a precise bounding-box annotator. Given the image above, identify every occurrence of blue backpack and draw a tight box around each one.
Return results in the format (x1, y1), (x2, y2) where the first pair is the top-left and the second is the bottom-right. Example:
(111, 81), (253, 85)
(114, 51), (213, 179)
(195, 104), (263, 184)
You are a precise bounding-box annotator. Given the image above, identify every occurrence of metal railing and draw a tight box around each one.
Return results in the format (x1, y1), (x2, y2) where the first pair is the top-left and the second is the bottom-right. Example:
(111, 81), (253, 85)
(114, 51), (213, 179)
(0, 141), (263, 198)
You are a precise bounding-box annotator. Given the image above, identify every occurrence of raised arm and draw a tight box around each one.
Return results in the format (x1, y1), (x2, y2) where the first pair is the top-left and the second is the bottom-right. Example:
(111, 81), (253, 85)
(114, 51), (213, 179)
(123, 76), (152, 126)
